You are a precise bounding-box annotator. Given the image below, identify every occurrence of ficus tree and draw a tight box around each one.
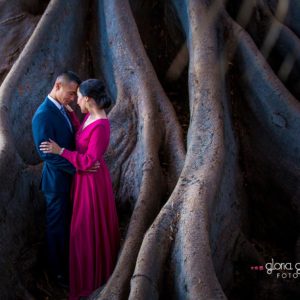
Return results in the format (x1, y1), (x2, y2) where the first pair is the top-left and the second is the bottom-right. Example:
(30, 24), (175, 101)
(0, 0), (299, 299)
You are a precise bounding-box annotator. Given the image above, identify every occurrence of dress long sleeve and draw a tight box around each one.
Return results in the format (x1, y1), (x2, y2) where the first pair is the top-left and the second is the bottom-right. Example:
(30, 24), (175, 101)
(68, 111), (81, 132)
(61, 124), (107, 171)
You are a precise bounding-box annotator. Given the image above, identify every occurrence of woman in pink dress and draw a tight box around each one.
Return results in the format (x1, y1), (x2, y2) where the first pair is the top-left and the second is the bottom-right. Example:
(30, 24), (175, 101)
(40, 79), (120, 299)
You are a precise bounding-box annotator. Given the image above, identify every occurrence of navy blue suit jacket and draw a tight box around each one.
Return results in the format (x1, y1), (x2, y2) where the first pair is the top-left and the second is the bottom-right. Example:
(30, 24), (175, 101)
(32, 97), (76, 193)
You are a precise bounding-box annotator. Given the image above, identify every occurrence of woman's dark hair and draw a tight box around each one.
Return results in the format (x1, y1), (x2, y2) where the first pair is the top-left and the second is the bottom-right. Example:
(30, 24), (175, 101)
(79, 79), (111, 109)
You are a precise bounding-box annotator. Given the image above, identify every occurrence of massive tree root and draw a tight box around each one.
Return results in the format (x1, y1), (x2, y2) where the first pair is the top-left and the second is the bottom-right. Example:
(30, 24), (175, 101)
(0, 0), (299, 299)
(88, 1), (186, 299)
(0, 0), (48, 83)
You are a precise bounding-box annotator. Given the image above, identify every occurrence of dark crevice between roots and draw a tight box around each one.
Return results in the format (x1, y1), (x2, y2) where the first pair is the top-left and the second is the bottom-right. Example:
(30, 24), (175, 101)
(226, 0), (300, 101)
(227, 61), (300, 300)
(21, 0), (50, 16)
(130, 0), (190, 146)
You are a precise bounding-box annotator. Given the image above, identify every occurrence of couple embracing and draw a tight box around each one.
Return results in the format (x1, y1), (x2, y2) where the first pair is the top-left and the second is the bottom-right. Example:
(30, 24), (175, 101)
(32, 71), (120, 300)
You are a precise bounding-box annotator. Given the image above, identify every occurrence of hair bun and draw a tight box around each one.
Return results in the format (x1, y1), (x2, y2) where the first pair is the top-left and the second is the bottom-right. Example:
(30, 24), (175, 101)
(79, 78), (112, 109)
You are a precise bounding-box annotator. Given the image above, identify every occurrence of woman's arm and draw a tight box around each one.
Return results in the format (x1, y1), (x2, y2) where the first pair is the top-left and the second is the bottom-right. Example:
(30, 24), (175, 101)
(40, 124), (106, 171)
(61, 124), (107, 171)
(65, 104), (81, 131)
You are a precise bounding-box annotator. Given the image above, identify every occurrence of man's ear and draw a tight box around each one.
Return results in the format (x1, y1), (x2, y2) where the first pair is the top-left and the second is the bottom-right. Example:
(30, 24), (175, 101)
(55, 82), (62, 90)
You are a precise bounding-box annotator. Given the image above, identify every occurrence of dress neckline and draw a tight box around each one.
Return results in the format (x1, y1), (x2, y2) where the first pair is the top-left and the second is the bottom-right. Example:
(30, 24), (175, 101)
(81, 117), (108, 132)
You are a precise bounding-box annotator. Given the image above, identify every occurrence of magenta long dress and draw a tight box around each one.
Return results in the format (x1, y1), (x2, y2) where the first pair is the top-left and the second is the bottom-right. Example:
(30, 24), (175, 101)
(61, 112), (120, 300)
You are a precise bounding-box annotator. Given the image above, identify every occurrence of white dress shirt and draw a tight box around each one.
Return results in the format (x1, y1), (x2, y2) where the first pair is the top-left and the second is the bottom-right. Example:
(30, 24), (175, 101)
(48, 94), (63, 110)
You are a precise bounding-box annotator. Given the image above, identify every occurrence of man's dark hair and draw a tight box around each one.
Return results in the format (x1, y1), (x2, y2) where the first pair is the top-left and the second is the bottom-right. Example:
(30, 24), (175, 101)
(79, 79), (111, 109)
(57, 71), (81, 85)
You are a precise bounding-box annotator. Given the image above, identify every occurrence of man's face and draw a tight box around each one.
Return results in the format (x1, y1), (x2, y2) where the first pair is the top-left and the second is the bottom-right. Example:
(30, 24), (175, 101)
(55, 81), (78, 105)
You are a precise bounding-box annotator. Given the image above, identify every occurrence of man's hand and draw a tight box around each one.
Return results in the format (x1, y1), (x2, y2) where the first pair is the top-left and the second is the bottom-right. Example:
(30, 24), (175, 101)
(85, 161), (101, 173)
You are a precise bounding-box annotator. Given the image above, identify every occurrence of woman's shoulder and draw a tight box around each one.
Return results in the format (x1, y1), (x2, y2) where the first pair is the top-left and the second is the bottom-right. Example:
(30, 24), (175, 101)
(95, 118), (110, 126)
(91, 119), (110, 133)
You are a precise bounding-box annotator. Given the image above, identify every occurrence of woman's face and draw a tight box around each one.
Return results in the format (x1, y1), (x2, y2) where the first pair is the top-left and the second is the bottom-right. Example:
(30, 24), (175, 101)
(77, 89), (89, 113)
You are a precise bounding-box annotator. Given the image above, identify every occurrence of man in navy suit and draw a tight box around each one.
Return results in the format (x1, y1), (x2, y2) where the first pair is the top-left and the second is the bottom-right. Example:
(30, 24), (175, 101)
(32, 71), (98, 287)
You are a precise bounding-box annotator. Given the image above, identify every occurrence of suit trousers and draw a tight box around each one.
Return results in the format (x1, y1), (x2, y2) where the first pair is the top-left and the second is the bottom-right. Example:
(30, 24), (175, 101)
(44, 192), (70, 279)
